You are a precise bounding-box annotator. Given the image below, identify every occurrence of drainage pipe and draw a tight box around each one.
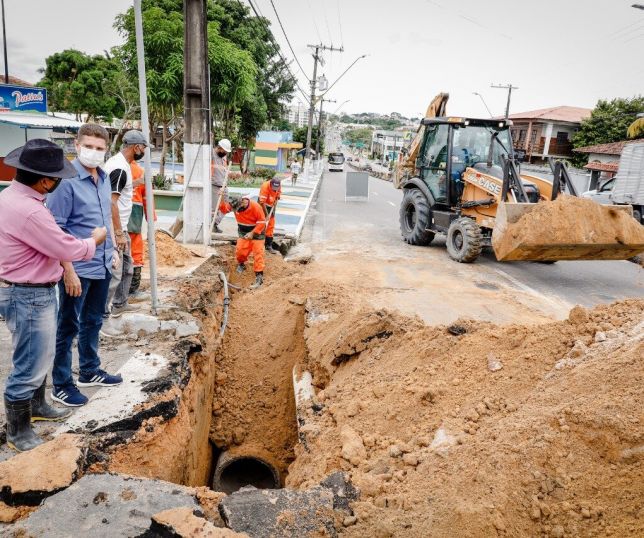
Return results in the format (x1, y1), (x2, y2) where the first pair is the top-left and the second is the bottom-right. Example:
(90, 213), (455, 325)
(212, 449), (280, 494)
(218, 271), (230, 337)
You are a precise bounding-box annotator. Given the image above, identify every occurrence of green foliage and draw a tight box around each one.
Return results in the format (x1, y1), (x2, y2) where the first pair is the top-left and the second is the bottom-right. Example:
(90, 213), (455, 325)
(293, 126), (324, 155)
(572, 96), (644, 166)
(345, 128), (372, 147)
(38, 49), (121, 120)
(152, 173), (172, 190)
(339, 114), (404, 130)
(250, 167), (276, 180)
(627, 117), (644, 139)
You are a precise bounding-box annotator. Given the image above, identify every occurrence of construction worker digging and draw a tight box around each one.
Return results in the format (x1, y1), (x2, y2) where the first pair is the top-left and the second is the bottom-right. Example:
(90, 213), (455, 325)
(259, 176), (282, 254)
(219, 195), (267, 289)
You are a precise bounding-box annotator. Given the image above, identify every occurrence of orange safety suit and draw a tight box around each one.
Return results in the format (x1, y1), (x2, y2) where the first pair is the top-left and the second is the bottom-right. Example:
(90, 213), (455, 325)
(258, 180), (281, 239)
(127, 162), (156, 267)
(219, 199), (266, 272)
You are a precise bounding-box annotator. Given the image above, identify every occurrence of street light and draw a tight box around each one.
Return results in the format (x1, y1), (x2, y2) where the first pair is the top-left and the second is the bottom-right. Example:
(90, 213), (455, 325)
(319, 54), (368, 99)
(632, 4), (644, 10)
(473, 92), (493, 118)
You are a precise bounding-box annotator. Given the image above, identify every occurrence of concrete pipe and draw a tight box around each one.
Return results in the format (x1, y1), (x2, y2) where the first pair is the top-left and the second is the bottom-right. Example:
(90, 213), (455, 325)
(212, 449), (280, 494)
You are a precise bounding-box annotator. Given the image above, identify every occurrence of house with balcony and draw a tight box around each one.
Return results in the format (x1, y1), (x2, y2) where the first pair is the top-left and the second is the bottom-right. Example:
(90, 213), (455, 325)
(508, 106), (591, 163)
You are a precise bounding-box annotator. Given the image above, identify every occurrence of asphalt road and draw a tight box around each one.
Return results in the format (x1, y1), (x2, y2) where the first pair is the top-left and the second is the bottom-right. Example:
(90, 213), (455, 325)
(302, 165), (643, 323)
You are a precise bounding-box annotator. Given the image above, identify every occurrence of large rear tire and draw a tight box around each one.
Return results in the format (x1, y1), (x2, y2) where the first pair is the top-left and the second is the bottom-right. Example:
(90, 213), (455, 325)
(400, 189), (435, 245)
(446, 217), (482, 263)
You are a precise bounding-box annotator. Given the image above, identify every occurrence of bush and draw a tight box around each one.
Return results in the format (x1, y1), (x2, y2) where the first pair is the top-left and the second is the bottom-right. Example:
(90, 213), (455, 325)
(152, 174), (172, 190)
(250, 167), (276, 180)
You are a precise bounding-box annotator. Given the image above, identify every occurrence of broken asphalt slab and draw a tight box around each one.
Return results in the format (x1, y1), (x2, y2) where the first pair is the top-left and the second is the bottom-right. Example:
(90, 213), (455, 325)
(15, 474), (200, 538)
(145, 507), (247, 537)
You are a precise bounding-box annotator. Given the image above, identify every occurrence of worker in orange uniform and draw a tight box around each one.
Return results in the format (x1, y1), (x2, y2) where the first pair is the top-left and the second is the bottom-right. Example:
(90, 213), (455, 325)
(258, 177), (282, 254)
(127, 161), (153, 301)
(219, 195), (266, 289)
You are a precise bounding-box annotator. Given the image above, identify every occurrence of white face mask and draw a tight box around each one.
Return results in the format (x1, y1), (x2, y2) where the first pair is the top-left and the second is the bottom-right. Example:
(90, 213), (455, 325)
(78, 147), (106, 169)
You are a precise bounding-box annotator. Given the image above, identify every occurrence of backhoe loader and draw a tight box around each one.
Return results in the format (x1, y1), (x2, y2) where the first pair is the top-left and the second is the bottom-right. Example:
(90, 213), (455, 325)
(394, 94), (644, 263)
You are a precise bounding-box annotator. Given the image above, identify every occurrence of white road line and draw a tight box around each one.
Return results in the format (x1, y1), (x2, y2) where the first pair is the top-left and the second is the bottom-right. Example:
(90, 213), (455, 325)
(387, 201), (396, 207)
(373, 191), (379, 195)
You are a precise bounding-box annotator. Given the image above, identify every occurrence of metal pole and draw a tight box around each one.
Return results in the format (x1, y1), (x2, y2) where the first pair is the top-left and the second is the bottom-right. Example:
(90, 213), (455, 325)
(491, 83), (518, 120)
(315, 98), (323, 157)
(305, 46), (319, 160)
(1, 0), (8, 83)
(134, 0), (159, 314)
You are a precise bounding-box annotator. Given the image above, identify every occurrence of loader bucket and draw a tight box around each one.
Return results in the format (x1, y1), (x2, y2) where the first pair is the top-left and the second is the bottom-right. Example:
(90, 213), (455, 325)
(492, 197), (644, 262)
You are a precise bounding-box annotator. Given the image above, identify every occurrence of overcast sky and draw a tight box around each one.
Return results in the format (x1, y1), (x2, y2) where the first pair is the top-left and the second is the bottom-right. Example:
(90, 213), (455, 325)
(3, 0), (643, 118)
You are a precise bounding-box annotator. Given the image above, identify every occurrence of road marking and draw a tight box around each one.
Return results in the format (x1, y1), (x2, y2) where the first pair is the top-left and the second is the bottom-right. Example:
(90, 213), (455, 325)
(387, 201), (396, 207)
(373, 191), (379, 196)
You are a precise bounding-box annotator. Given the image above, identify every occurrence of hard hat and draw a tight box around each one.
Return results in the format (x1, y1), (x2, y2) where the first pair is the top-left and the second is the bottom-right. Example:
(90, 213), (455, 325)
(229, 195), (244, 211)
(218, 139), (232, 153)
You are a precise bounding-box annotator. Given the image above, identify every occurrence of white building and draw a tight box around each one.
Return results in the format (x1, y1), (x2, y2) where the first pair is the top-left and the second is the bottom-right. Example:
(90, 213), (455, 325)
(285, 103), (310, 128)
(371, 129), (410, 161)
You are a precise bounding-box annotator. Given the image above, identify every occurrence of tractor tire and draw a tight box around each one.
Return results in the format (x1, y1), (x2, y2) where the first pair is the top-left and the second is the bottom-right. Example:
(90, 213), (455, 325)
(446, 217), (482, 263)
(400, 189), (435, 246)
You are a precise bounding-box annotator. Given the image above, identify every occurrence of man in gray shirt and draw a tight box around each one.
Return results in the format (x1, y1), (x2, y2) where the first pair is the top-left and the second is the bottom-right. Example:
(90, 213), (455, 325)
(212, 138), (231, 233)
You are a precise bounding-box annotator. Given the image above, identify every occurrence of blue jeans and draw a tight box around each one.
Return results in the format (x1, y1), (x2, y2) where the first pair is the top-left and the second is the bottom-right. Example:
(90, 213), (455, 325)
(0, 285), (58, 401)
(52, 273), (111, 390)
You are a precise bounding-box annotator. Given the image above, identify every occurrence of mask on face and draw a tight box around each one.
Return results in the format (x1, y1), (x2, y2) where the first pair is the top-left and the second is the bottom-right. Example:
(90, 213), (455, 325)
(43, 178), (61, 194)
(270, 181), (280, 190)
(78, 146), (106, 169)
(134, 146), (145, 161)
(217, 150), (227, 158)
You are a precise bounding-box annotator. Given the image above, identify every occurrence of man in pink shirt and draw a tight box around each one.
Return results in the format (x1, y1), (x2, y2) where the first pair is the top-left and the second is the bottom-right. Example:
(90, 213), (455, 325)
(0, 139), (107, 452)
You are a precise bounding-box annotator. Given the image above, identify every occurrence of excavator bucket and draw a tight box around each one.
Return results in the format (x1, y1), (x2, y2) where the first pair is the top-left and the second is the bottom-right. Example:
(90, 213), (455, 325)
(492, 197), (644, 262)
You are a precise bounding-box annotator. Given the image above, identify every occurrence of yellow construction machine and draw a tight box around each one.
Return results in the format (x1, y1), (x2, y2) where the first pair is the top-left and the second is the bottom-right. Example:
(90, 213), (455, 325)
(394, 94), (644, 262)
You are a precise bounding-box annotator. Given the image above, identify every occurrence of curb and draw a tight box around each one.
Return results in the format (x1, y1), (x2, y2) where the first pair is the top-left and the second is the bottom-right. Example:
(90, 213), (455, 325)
(294, 172), (324, 241)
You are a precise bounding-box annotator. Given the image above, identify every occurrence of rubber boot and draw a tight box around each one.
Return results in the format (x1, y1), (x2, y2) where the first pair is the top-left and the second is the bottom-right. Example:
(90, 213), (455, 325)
(265, 237), (279, 254)
(31, 379), (71, 422)
(5, 397), (44, 452)
(236, 263), (246, 274)
(250, 272), (264, 289)
(129, 266), (142, 295)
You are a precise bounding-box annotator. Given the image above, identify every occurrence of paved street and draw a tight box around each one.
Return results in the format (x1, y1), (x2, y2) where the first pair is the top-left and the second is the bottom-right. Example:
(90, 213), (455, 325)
(301, 167), (643, 324)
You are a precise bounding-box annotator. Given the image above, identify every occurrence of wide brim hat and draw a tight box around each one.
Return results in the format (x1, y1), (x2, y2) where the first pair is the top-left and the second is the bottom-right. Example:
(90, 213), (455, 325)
(4, 139), (77, 178)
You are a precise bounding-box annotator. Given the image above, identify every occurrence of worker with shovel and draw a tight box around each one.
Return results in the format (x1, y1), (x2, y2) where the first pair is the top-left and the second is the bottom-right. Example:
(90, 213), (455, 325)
(211, 139), (232, 233)
(258, 176), (282, 254)
(219, 195), (266, 289)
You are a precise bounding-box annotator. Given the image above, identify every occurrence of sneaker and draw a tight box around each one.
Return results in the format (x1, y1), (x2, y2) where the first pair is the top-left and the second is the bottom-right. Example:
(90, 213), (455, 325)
(51, 385), (88, 407)
(99, 319), (123, 339)
(213, 224), (223, 234)
(128, 290), (150, 303)
(236, 263), (246, 274)
(77, 369), (123, 387)
(111, 302), (141, 318)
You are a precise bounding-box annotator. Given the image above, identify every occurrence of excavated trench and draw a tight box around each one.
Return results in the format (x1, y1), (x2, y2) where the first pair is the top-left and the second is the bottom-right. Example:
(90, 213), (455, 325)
(104, 255), (306, 497)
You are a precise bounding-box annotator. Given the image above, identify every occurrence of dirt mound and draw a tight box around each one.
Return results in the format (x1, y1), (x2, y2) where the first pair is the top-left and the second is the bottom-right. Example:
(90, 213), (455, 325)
(146, 231), (196, 267)
(493, 196), (644, 261)
(287, 296), (644, 537)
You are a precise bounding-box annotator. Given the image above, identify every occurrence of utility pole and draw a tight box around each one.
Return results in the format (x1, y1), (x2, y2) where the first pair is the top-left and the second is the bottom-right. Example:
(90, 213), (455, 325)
(1, 0), (8, 83)
(491, 83), (519, 119)
(316, 97), (336, 157)
(183, 0), (211, 247)
(305, 43), (343, 160)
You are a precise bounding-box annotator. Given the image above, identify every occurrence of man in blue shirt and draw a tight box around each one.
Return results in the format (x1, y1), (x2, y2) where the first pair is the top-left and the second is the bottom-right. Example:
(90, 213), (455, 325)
(47, 123), (123, 407)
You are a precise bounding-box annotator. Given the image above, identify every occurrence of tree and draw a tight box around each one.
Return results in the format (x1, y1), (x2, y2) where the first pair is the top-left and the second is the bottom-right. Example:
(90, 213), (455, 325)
(627, 115), (644, 139)
(293, 126), (323, 155)
(345, 128), (372, 148)
(38, 49), (120, 121)
(572, 96), (644, 166)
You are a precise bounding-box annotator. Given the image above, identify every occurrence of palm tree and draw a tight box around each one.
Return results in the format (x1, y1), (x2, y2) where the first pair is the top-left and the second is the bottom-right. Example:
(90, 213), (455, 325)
(627, 113), (644, 139)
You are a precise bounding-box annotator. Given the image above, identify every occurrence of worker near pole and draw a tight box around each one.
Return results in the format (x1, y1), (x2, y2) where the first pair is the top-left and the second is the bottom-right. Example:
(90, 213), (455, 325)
(219, 195), (266, 289)
(258, 176), (282, 254)
(211, 139), (231, 233)
(0, 139), (107, 451)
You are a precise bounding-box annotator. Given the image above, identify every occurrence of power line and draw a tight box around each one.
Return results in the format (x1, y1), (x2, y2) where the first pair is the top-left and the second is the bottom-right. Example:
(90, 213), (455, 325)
(336, 0), (344, 48)
(243, 0), (311, 105)
(304, 0), (323, 42)
(267, 0), (310, 81)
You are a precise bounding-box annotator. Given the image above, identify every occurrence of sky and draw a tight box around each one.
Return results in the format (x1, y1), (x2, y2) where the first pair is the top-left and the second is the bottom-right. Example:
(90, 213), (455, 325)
(3, 0), (643, 118)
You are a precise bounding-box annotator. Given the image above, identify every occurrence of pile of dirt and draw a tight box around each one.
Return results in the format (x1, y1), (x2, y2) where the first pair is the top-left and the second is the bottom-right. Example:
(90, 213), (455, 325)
(146, 231), (196, 267)
(285, 293), (644, 537)
(493, 196), (644, 261)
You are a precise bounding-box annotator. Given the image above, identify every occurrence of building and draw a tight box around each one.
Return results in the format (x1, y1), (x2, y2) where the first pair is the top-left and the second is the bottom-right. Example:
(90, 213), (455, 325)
(254, 131), (302, 172)
(573, 138), (644, 189)
(371, 130), (411, 161)
(508, 106), (591, 162)
(284, 103), (310, 128)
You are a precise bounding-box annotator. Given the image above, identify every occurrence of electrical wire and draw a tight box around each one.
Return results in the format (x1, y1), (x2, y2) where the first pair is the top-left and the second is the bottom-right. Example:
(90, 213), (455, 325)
(336, 0), (344, 48)
(304, 0), (323, 43)
(267, 0), (310, 81)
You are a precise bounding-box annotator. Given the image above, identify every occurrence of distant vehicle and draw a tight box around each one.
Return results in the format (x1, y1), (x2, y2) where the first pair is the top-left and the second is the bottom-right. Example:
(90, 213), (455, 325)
(328, 152), (345, 172)
(347, 156), (353, 162)
(582, 142), (644, 223)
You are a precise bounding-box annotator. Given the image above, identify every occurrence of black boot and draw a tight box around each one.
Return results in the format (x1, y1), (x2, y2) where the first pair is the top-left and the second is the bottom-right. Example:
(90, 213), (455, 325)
(265, 236), (279, 254)
(31, 379), (70, 422)
(5, 397), (44, 452)
(129, 266), (142, 295)
(250, 272), (264, 289)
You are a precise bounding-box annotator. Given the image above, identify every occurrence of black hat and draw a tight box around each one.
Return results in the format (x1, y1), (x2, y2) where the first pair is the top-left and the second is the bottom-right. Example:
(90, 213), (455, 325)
(4, 139), (77, 178)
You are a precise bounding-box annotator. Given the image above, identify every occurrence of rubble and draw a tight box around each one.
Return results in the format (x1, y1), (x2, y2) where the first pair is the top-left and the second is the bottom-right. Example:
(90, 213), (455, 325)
(147, 507), (247, 537)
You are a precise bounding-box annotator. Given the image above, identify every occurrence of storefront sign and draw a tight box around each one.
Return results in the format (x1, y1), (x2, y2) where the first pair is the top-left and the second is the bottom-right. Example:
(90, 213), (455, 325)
(0, 84), (48, 113)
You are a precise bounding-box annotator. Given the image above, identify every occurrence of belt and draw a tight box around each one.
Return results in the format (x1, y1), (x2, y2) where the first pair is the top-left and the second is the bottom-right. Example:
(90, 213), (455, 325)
(0, 279), (57, 288)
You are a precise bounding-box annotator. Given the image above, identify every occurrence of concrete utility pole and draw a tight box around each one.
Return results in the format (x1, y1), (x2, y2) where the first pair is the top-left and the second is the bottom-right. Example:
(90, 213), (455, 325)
(316, 97), (336, 157)
(183, 0), (211, 247)
(305, 43), (343, 160)
(1, 0), (8, 83)
(133, 0), (158, 314)
(491, 83), (519, 119)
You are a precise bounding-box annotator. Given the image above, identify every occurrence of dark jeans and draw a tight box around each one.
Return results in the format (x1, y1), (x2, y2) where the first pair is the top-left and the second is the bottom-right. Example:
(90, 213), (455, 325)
(52, 272), (111, 390)
(0, 285), (57, 401)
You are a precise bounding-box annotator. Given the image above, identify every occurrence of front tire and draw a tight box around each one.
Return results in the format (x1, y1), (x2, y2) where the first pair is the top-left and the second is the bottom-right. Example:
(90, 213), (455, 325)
(446, 217), (482, 263)
(400, 189), (435, 245)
